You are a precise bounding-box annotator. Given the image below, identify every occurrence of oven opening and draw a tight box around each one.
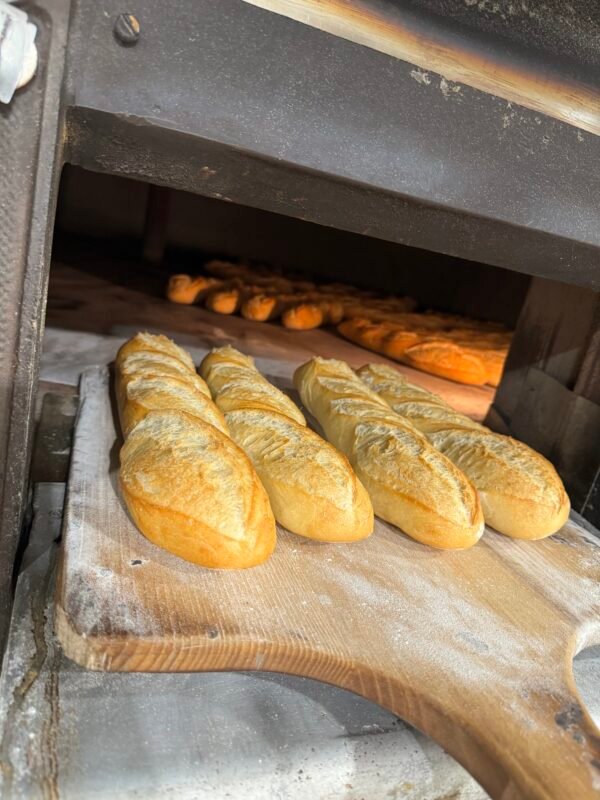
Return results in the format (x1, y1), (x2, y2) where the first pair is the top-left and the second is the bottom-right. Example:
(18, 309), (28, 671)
(24, 165), (600, 800)
(44, 166), (530, 418)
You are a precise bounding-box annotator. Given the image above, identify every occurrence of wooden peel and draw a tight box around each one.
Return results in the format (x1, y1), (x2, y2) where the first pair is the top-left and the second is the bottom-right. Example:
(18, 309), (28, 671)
(56, 366), (600, 800)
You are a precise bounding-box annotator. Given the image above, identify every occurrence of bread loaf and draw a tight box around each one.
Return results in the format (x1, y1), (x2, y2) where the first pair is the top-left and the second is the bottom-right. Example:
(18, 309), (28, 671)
(116, 331), (197, 373)
(166, 275), (220, 305)
(200, 347), (373, 542)
(282, 303), (324, 330)
(117, 333), (276, 568)
(357, 363), (570, 539)
(293, 357), (483, 549)
(118, 374), (228, 438)
(205, 285), (243, 315)
(241, 293), (280, 322)
(199, 346), (306, 425)
(401, 340), (488, 385)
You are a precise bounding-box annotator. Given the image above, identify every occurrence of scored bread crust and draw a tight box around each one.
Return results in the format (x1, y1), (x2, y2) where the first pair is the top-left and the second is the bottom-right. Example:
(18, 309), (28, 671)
(225, 408), (373, 542)
(199, 346), (306, 426)
(118, 352), (211, 399)
(401, 341), (488, 385)
(200, 346), (373, 542)
(116, 334), (276, 568)
(117, 374), (228, 437)
(293, 357), (483, 549)
(120, 411), (276, 568)
(357, 363), (570, 539)
(116, 332), (197, 374)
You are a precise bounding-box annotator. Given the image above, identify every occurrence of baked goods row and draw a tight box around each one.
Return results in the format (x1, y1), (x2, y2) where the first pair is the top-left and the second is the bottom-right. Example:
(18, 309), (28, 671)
(116, 333), (569, 568)
(167, 259), (416, 329)
(166, 260), (511, 387)
(338, 316), (510, 386)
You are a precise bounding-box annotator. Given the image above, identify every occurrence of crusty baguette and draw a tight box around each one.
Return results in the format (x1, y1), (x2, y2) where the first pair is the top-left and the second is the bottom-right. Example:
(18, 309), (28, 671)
(282, 303), (324, 330)
(199, 346), (306, 425)
(241, 293), (280, 322)
(200, 347), (373, 542)
(400, 340), (488, 385)
(120, 411), (276, 568)
(166, 274), (221, 305)
(293, 357), (483, 549)
(205, 285), (243, 315)
(116, 333), (276, 568)
(357, 363), (570, 539)
(116, 331), (198, 374)
(117, 351), (211, 399)
(118, 374), (228, 437)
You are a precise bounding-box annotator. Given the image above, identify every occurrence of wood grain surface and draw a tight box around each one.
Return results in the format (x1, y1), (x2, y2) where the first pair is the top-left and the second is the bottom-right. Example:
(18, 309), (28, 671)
(56, 366), (600, 800)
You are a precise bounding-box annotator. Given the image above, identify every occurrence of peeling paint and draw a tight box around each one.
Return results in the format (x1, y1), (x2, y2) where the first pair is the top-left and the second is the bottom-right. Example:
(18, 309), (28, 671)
(440, 77), (462, 98)
(410, 68), (431, 86)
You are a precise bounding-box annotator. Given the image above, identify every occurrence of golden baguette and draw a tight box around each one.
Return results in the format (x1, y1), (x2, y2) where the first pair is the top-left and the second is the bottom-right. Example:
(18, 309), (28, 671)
(241, 293), (280, 322)
(117, 350), (212, 399)
(166, 274), (221, 305)
(116, 333), (276, 568)
(282, 303), (324, 330)
(117, 374), (228, 438)
(116, 331), (198, 373)
(199, 345), (306, 425)
(293, 357), (483, 549)
(205, 285), (243, 315)
(200, 347), (373, 542)
(357, 363), (570, 539)
(401, 340), (489, 385)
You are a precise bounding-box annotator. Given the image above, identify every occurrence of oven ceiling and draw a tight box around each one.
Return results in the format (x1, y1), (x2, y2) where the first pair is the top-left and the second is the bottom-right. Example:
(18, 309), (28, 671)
(65, 0), (600, 289)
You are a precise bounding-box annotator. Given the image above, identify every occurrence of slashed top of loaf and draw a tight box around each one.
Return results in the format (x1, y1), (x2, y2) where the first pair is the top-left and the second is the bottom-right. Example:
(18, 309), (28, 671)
(360, 363), (566, 510)
(125, 375), (228, 435)
(430, 429), (567, 509)
(352, 420), (480, 528)
(119, 351), (211, 398)
(296, 358), (480, 527)
(120, 411), (262, 543)
(201, 347), (306, 426)
(117, 332), (196, 373)
(225, 408), (361, 512)
(358, 364), (483, 432)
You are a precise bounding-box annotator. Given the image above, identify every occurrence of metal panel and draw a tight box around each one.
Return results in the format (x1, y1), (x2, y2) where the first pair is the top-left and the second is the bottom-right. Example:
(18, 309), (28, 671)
(0, 0), (69, 654)
(65, 0), (600, 287)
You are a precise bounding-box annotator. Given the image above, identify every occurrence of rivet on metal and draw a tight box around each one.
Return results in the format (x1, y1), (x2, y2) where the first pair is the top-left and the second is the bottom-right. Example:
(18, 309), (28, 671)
(114, 13), (140, 45)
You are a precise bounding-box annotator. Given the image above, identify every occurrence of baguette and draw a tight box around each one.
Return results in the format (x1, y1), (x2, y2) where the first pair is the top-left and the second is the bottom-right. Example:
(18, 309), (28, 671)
(204, 285), (243, 315)
(293, 357), (483, 549)
(200, 347), (373, 542)
(116, 331), (197, 373)
(282, 303), (324, 330)
(116, 333), (276, 568)
(357, 363), (570, 539)
(241, 293), (280, 322)
(199, 345), (306, 425)
(166, 274), (221, 305)
(400, 340), (488, 385)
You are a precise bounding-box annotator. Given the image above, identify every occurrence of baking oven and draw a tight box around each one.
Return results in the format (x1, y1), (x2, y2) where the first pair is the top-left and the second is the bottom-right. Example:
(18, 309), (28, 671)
(0, 1), (599, 798)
